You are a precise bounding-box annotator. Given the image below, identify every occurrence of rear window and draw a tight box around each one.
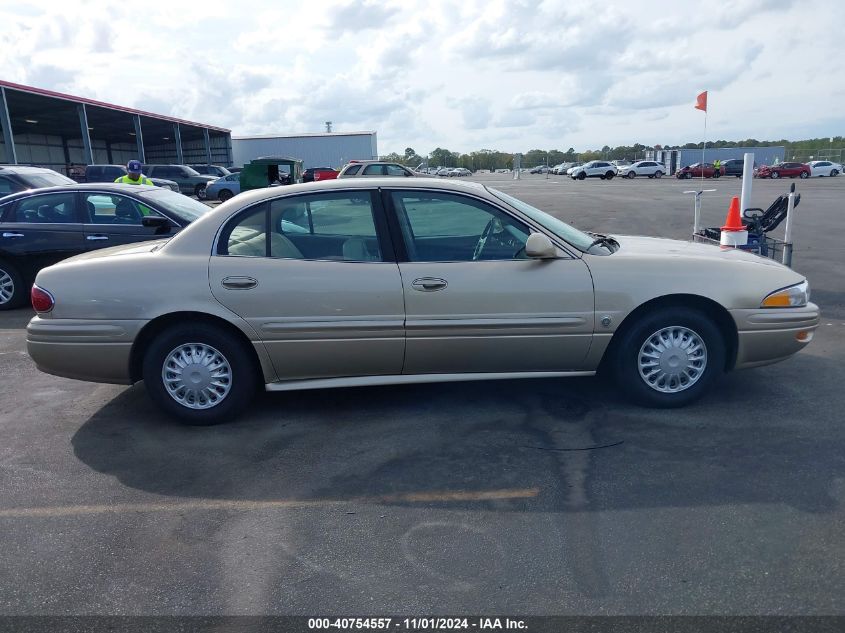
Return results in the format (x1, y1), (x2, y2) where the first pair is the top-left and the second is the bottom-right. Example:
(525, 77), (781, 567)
(22, 171), (75, 188)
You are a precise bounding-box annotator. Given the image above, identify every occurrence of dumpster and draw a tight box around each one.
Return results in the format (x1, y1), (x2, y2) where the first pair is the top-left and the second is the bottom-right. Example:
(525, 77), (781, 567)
(239, 156), (303, 193)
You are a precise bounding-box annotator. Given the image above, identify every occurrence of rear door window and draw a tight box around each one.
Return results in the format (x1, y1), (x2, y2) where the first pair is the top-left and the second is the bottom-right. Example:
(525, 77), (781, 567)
(344, 165), (362, 176)
(13, 193), (79, 223)
(362, 165), (384, 175)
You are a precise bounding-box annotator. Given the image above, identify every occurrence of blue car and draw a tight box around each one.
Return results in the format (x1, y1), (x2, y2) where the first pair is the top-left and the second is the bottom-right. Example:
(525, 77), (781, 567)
(205, 173), (241, 201)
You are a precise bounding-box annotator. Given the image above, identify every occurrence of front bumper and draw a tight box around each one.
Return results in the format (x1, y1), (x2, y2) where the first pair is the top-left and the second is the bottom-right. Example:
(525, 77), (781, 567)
(26, 317), (147, 384)
(731, 303), (820, 369)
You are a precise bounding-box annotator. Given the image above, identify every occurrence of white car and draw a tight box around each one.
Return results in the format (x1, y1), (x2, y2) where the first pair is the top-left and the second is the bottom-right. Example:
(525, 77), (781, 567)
(569, 161), (618, 180)
(807, 161), (842, 177)
(618, 161), (665, 179)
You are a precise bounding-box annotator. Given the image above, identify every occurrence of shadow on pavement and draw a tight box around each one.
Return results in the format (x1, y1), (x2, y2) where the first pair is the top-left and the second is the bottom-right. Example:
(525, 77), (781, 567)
(70, 350), (845, 516)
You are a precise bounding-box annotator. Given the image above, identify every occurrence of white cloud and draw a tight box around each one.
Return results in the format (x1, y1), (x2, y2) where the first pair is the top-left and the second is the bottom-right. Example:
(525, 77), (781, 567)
(0, 0), (841, 156)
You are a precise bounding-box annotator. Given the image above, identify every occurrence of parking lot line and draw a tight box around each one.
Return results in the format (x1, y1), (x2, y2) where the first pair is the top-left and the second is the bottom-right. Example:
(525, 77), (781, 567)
(0, 488), (540, 519)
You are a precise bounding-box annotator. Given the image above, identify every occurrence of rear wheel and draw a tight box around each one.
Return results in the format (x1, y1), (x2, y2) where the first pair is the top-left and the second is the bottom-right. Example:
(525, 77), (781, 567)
(195, 184), (207, 199)
(611, 307), (725, 408)
(142, 323), (258, 425)
(627, 171), (637, 179)
(218, 189), (233, 202)
(685, 172), (693, 179)
(0, 260), (25, 310)
(799, 171), (809, 179)
(654, 170), (663, 178)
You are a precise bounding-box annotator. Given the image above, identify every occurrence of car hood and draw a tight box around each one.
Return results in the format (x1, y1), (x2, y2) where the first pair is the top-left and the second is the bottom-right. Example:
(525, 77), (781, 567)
(610, 234), (789, 268)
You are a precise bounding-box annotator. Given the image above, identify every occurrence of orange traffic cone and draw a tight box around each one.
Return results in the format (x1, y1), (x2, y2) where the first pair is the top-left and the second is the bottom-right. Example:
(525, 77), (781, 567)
(720, 196), (748, 247)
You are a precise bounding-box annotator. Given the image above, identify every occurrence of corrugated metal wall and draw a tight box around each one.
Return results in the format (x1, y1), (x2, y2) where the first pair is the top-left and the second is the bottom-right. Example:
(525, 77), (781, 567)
(676, 147), (786, 167)
(232, 133), (378, 168)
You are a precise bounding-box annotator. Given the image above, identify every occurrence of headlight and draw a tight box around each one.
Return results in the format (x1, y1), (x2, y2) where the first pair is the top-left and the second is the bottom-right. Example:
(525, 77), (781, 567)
(761, 280), (809, 308)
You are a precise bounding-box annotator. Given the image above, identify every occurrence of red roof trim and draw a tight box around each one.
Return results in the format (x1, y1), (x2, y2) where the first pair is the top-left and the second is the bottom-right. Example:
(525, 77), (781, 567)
(0, 79), (231, 133)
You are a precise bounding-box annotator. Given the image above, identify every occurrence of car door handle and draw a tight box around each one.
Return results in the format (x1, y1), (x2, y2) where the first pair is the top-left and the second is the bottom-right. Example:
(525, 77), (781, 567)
(86, 235), (109, 241)
(2, 232), (24, 238)
(222, 276), (258, 290)
(411, 277), (448, 292)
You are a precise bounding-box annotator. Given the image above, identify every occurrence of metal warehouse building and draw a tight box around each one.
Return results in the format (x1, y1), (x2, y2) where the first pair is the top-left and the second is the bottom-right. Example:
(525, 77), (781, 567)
(0, 80), (232, 176)
(232, 131), (377, 169)
(646, 146), (786, 174)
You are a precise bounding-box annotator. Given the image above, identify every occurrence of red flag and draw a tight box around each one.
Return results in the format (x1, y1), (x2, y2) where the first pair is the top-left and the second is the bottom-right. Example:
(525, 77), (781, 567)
(695, 91), (708, 112)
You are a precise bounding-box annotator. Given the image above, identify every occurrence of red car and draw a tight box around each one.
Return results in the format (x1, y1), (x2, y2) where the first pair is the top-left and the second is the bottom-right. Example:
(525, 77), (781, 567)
(675, 163), (715, 179)
(754, 162), (810, 179)
(302, 167), (339, 182)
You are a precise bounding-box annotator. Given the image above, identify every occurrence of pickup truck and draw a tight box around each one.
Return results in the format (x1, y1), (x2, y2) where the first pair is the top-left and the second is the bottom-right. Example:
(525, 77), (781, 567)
(141, 165), (217, 198)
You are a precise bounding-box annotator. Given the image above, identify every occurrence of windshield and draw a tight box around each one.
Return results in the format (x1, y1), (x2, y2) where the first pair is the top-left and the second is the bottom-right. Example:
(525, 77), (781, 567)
(139, 188), (211, 223)
(27, 172), (76, 187)
(487, 187), (596, 252)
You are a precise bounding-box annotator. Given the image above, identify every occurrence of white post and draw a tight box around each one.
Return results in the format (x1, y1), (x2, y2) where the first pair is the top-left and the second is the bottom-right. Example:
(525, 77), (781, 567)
(693, 193), (702, 235)
(739, 152), (754, 215)
(782, 191), (796, 267)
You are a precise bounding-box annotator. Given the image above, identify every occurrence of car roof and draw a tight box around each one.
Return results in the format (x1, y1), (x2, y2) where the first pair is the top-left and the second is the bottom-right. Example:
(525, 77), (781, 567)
(0, 165), (63, 174)
(0, 182), (160, 202)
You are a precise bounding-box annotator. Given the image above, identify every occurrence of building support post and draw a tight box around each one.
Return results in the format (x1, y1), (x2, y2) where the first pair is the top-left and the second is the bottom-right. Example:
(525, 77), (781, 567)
(174, 123), (184, 165)
(1, 87), (18, 164)
(133, 115), (145, 163)
(78, 104), (94, 165)
(202, 128), (212, 164)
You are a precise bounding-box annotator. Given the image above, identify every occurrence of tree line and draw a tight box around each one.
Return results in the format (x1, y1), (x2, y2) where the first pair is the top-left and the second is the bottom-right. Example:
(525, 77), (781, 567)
(380, 137), (844, 170)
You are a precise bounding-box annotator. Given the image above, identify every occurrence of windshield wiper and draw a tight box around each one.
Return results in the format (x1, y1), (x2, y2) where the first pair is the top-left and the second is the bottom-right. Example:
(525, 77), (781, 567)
(586, 234), (618, 251)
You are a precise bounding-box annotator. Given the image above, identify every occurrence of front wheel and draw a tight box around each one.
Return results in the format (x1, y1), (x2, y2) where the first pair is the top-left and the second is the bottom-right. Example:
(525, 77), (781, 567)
(218, 189), (233, 202)
(577, 172), (586, 180)
(685, 172), (693, 179)
(605, 171), (615, 180)
(142, 323), (257, 425)
(831, 170), (838, 177)
(610, 307), (725, 408)
(0, 260), (25, 310)
(799, 171), (809, 179)
(771, 171), (781, 179)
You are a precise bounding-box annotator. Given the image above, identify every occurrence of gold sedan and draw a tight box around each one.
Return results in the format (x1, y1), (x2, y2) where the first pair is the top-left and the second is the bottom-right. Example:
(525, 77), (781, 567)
(26, 179), (819, 425)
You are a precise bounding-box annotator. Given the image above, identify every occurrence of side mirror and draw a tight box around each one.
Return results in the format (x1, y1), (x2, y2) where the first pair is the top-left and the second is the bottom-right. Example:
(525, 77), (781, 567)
(525, 233), (557, 259)
(142, 215), (172, 234)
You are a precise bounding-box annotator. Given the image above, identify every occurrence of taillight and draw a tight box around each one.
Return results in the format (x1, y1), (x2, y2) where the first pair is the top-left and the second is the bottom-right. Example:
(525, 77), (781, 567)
(31, 285), (55, 313)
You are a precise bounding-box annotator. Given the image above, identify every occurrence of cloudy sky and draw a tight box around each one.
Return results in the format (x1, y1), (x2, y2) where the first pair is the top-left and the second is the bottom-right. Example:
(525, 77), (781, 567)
(1, 0), (843, 155)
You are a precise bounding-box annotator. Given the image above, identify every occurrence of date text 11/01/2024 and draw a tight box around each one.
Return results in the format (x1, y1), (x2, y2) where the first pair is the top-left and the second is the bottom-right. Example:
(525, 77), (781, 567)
(308, 618), (528, 630)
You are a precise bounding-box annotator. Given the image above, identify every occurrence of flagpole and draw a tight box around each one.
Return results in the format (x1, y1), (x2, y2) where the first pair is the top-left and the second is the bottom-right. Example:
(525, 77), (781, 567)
(701, 110), (707, 182)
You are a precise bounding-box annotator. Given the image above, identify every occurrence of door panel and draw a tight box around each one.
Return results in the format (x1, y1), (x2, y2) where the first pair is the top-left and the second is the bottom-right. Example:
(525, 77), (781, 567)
(399, 259), (595, 373)
(210, 191), (404, 381)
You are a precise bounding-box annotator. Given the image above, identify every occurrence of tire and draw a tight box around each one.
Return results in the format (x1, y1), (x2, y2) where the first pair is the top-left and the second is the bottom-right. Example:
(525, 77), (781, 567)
(577, 172), (586, 180)
(654, 171), (663, 178)
(218, 189), (233, 202)
(831, 170), (838, 177)
(627, 171), (637, 179)
(195, 184), (207, 200)
(611, 307), (725, 408)
(685, 172), (693, 179)
(771, 171), (780, 179)
(0, 260), (26, 310)
(605, 171), (615, 180)
(799, 171), (809, 179)
(142, 323), (258, 425)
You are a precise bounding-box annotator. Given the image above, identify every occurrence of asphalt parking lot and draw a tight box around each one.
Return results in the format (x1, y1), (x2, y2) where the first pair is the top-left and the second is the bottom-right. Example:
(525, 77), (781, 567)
(1, 173), (843, 616)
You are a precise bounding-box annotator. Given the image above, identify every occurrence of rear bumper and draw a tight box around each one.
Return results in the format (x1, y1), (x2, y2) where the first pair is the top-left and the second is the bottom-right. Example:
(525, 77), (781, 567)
(731, 303), (820, 369)
(26, 317), (146, 384)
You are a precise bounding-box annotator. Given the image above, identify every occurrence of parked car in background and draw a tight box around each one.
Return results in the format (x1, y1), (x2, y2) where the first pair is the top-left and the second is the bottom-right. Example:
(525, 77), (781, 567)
(676, 163), (716, 179)
(205, 173), (241, 202)
(529, 165), (550, 174)
(617, 161), (665, 179)
(189, 164), (232, 178)
(569, 161), (617, 180)
(26, 178), (818, 424)
(0, 166), (75, 197)
(0, 183), (211, 309)
(337, 161), (417, 178)
(754, 162), (810, 179)
(718, 159), (751, 178)
(563, 163), (584, 175)
(611, 160), (632, 168)
(302, 167), (339, 182)
(83, 165), (180, 191)
(141, 165), (217, 198)
(436, 168), (453, 176)
(807, 160), (842, 177)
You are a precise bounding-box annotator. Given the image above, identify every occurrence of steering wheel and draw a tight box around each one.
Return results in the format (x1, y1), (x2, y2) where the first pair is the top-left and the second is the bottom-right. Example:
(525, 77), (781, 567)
(472, 218), (495, 261)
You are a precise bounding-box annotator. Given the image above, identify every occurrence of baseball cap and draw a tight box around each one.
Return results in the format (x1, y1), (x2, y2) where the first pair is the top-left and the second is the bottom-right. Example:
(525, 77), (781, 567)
(127, 160), (142, 174)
